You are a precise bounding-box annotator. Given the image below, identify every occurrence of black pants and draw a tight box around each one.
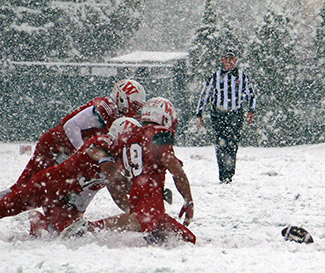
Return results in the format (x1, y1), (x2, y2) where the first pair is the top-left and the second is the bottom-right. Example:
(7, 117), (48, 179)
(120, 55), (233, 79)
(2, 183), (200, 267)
(211, 109), (244, 181)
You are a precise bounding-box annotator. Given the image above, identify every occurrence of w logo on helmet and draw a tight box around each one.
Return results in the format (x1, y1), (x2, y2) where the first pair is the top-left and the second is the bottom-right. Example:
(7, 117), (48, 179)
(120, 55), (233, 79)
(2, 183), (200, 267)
(110, 79), (146, 117)
(122, 81), (139, 95)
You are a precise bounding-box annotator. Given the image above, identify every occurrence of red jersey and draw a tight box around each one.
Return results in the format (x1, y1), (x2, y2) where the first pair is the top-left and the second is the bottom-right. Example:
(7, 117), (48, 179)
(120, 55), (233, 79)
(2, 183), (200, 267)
(119, 125), (175, 195)
(29, 134), (117, 213)
(0, 135), (118, 232)
(12, 97), (119, 190)
(57, 134), (117, 193)
(117, 124), (179, 232)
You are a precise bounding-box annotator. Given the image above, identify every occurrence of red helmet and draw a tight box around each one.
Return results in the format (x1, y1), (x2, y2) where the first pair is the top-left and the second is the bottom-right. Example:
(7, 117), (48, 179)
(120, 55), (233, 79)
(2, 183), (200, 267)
(110, 79), (146, 118)
(141, 97), (178, 133)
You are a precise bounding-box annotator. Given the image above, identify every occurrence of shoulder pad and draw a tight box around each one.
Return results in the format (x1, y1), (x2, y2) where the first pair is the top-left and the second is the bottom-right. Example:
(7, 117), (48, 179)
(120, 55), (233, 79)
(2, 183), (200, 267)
(152, 131), (175, 146)
(93, 97), (118, 124)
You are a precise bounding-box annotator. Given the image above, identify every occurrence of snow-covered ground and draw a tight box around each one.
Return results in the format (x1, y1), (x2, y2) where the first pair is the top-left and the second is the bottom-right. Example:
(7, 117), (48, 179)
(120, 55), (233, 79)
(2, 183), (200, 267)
(0, 142), (324, 273)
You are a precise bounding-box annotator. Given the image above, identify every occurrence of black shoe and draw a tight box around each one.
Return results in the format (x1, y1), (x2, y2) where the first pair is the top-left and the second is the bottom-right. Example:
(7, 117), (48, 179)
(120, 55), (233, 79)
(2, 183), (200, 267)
(163, 188), (173, 205)
(59, 219), (89, 239)
(220, 178), (232, 184)
(143, 230), (167, 246)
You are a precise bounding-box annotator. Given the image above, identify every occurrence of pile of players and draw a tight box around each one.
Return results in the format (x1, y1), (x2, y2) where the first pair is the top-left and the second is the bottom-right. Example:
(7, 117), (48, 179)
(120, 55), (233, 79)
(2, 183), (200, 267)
(0, 79), (196, 245)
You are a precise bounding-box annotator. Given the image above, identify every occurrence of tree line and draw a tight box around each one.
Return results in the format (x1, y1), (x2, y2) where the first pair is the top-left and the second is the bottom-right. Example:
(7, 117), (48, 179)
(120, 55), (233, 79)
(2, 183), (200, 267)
(184, 0), (324, 147)
(0, 0), (324, 147)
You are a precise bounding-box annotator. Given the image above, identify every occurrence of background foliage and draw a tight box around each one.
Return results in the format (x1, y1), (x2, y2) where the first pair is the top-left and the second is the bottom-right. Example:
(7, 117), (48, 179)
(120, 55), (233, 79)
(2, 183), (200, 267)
(185, 1), (324, 147)
(0, 0), (324, 147)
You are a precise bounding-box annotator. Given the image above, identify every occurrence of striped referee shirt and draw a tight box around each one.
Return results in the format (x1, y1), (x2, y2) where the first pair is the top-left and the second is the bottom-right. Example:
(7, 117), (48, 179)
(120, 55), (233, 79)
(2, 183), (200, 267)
(196, 67), (256, 117)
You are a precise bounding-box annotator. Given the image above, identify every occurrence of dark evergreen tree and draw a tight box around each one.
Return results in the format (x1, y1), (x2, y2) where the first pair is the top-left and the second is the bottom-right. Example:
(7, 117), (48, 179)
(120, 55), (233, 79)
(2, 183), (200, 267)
(68, 0), (144, 62)
(309, 2), (325, 143)
(0, 0), (146, 142)
(314, 3), (324, 69)
(247, 9), (303, 146)
(0, 0), (145, 62)
(188, 0), (219, 82)
(184, 0), (244, 146)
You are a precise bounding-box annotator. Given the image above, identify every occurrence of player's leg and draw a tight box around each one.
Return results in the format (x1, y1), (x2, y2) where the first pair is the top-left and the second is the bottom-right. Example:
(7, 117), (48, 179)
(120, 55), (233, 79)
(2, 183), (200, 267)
(85, 191), (164, 234)
(0, 170), (54, 218)
(60, 213), (141, 238)
(131, 191), (165, 233)
(61, 189), (165, 237)
(44, 203), (84, 233)
(30, 203), (84, 237)
(28, 210), (50, 237)
(101, 213), (141, 232)
(155, 214), (196, 244)
(12, 129), (59, 191)
(211, 112), (229, 182)
(222, 110), (244, 181)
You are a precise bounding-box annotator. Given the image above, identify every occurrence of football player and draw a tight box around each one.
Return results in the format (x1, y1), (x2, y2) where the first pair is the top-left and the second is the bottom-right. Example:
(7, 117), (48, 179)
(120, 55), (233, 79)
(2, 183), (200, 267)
(64, 97), (196, 244)
(0, 117), (141, 236)
(0, 79), (146, 199)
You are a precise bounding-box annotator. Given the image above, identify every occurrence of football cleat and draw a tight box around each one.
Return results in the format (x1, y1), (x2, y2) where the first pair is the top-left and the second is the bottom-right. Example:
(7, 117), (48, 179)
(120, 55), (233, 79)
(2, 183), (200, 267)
(281, 226), (314, 244)
(220, 178), (232, 184)
(143, 230), (167, 246)
(59, 219), (89, 239)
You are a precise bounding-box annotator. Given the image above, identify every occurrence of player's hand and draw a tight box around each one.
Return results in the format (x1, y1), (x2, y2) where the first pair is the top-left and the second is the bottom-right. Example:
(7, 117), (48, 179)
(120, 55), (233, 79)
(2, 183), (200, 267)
(64, 192), (84, 210)
(55, 152), (72, 164)
(246, 112), (254, 124)
(179, 201), (194, 226)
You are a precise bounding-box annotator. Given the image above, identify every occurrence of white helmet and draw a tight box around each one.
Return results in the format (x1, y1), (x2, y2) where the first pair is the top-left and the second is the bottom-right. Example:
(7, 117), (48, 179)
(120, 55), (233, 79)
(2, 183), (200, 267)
(110, 79), (146, 117)
(109, 117), (141, 140)
(141, 97), (178, 132)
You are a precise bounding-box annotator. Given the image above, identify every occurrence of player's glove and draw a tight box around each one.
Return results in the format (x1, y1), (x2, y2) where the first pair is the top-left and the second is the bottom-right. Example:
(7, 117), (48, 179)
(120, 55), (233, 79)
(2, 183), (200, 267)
(179, 201), (194, 226)
(55, 152), (72, 164)
(63, 192), (85, 211)
(163, 188), (173, 205)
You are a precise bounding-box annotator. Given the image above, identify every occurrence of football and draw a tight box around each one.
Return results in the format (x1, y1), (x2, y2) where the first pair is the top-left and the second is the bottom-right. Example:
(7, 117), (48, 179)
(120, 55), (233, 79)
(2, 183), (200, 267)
(281, 226), (314, 244)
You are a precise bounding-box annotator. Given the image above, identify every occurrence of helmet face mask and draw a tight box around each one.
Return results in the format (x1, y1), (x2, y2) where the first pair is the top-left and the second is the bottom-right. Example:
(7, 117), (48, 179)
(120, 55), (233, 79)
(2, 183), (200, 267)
(110, 79), (146, 117)
(141, 97), (178, 132)
(121, 100), (143, 117)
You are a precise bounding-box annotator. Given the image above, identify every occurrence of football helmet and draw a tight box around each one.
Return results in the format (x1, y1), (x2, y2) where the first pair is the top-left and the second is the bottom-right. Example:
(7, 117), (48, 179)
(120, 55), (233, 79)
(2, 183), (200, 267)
(110, 79), (146, 117)
(141, 97), (178, 132)
(109, 117), (141, 140)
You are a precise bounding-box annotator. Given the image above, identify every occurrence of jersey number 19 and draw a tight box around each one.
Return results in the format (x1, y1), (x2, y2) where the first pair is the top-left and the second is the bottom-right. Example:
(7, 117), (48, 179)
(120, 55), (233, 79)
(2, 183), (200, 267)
(122, 144), (143, 177)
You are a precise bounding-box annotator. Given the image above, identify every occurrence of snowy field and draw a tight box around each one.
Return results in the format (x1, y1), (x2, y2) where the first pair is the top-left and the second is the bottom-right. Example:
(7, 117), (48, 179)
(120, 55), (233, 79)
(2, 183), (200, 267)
(0, 142), (325, 273)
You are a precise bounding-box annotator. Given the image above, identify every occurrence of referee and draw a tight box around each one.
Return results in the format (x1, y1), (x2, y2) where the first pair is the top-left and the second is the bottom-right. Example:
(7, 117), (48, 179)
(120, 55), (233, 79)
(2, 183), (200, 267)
(196, 50), (257, 184)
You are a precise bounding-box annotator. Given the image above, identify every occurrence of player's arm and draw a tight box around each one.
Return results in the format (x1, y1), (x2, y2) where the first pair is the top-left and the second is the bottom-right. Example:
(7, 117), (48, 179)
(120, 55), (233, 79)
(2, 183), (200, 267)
(87, 145), (130, 213)
(63, 106), (105, 150)
(161, 149), (194, 226)
(100, 161), (130, 213)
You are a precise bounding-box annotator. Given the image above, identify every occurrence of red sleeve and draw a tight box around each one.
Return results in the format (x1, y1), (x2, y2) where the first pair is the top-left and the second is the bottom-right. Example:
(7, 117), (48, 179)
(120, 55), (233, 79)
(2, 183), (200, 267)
(59, 97), (118, 128)
(92, 97), (119, 127)
(91, 135), (117, 156)
(151, 128), (184, 166)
